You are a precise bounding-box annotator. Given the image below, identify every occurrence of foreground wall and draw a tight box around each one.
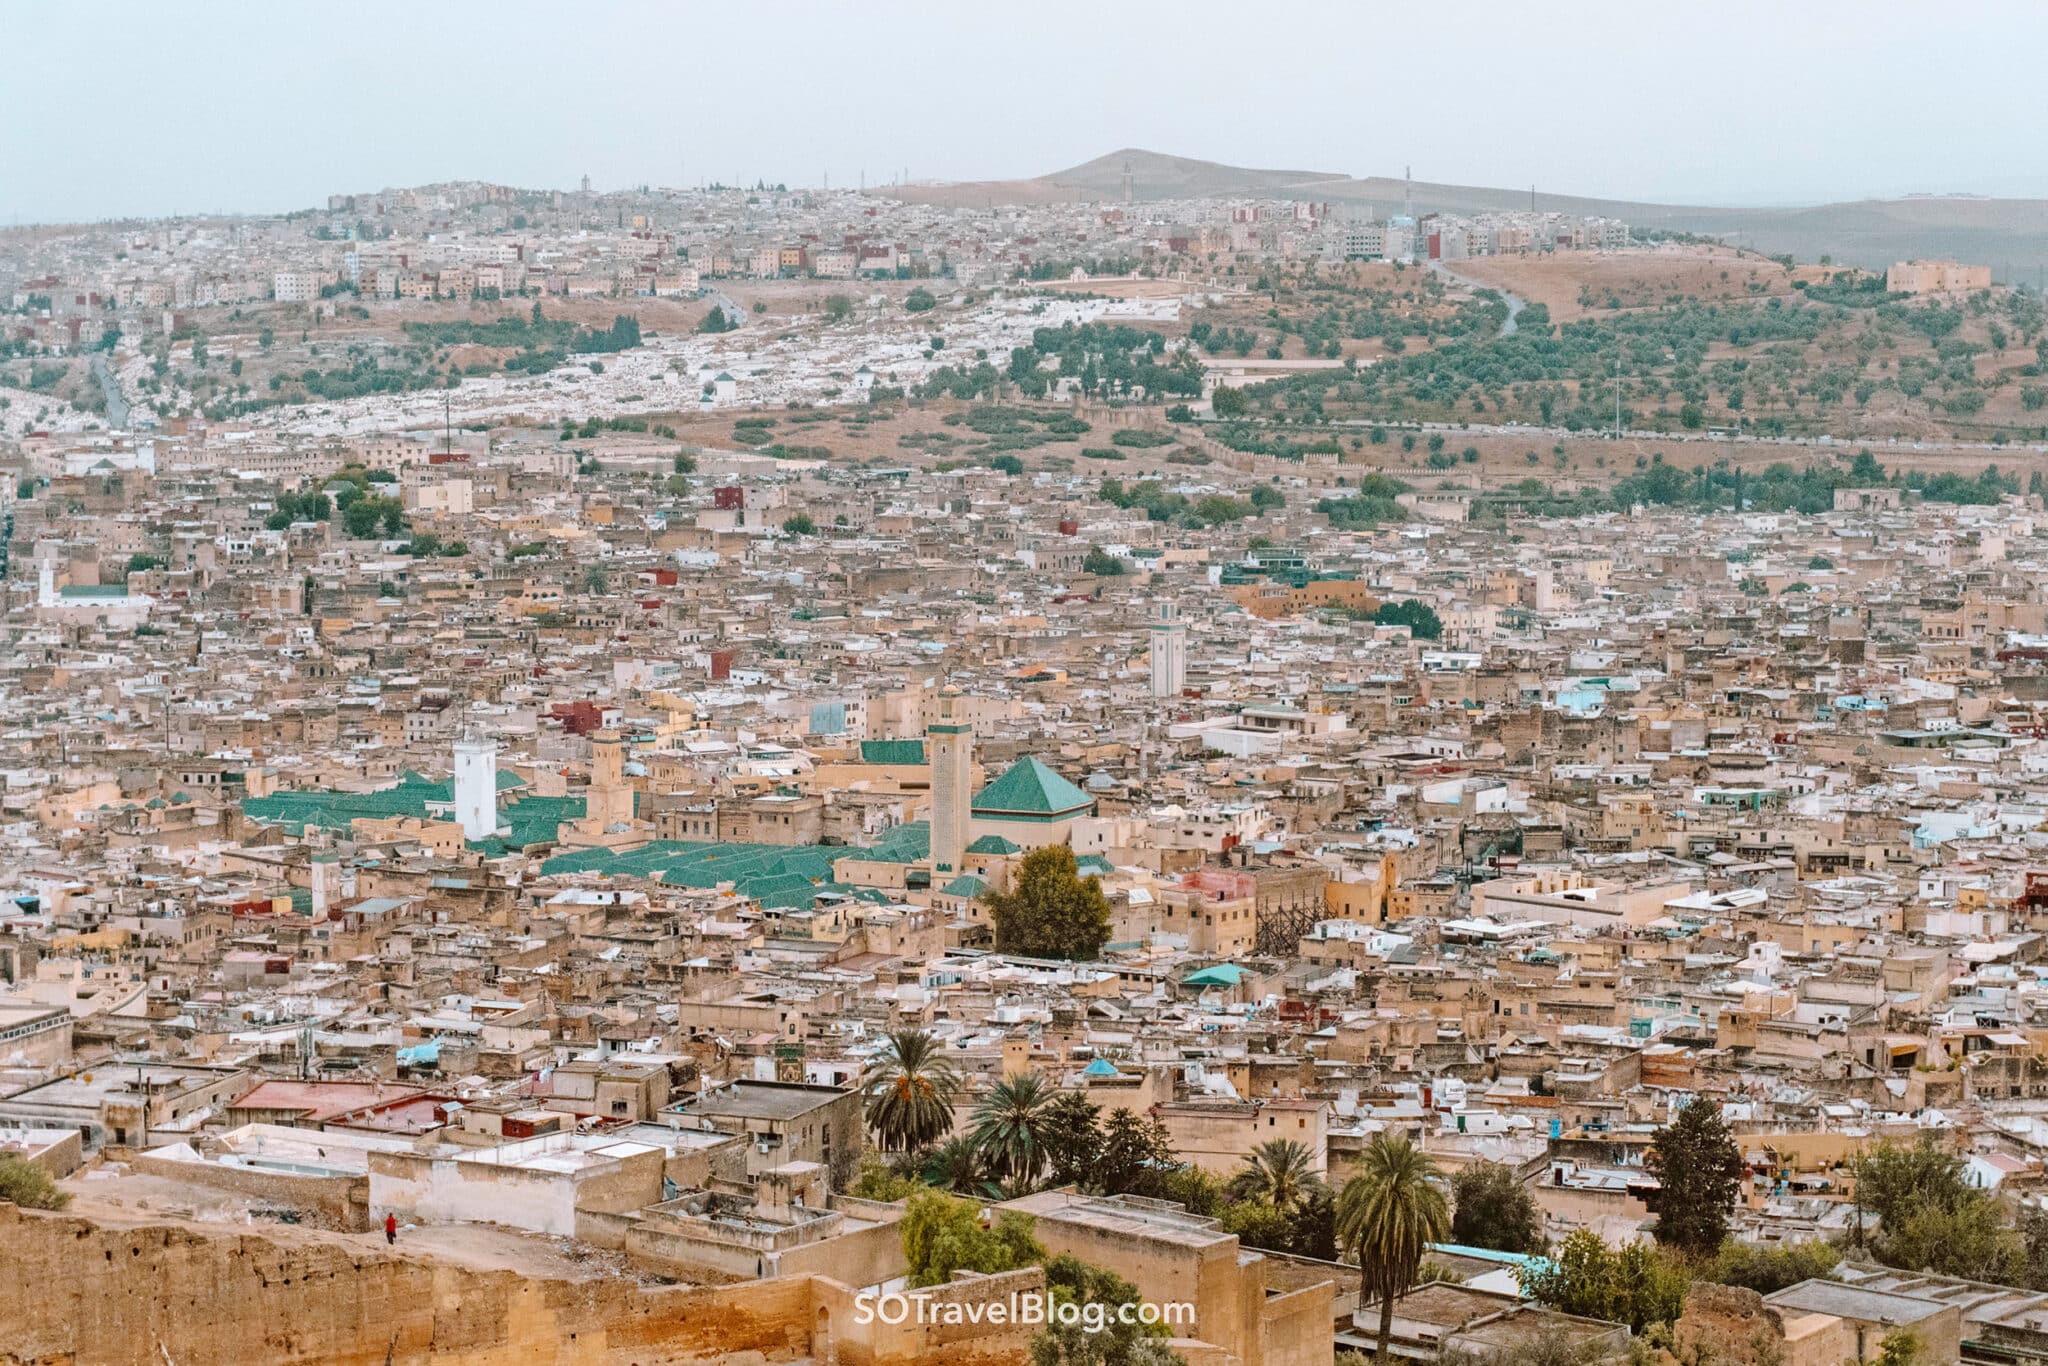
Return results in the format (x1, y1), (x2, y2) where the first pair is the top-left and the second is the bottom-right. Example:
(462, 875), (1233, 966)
(0, 1203), (1038, 1366)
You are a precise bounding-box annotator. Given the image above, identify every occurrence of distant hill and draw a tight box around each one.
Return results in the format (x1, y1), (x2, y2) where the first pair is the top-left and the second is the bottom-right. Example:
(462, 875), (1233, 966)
(884, 148), (2048, 280)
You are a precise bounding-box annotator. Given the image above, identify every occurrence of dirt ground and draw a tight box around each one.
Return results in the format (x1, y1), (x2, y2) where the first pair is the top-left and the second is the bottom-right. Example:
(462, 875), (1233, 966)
(1449, 245), (1801, 321)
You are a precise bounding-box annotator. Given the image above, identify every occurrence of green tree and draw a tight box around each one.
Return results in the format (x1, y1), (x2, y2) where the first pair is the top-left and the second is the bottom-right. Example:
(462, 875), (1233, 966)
(1091, 1109), (1177, 1197)
(1029, 1255), (1178, 1366)
(1337, 1132), (1451, 1362)
(823, 294), (854, 322)
(1211, 385), (1249, 418)
(0, 1155), (69, 1210)
(1039, 1090), (1103, 1187)
(1877, 1329), (1921, 1366)
(970, 1072), (1055, 1187)
(861, 1028), (959, 1153)
(1519, 1230), (1687, 1334)
(1081, 546), (1124, 576)
(125, 554), (166, 574)
(905, 286), (937, 313)
(782, 512), (818, 536)
(922, 1135), (997, 1196)
(1373, 599), (1442, 639)
(901, 1191), (1042, 1287)
(1247, 485), (1284, 511)
(1850, 1132), (2026, 1280)
(1230, 1140), (1322, 1214)
(849, 1153), (925, 1202)
(1704, 1239), (1840, 1295)
(1644, 1097), (1744, 1257)
(1449, 1161), (1547, 1254)
(983, 845), (1112, 960)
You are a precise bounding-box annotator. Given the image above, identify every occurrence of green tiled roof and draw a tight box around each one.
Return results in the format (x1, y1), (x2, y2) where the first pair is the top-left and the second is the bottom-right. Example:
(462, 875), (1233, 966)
(939, 874), (987, 898)
(59, 584), (135, 599)
(965, 834), (1021, 856)
(541, 838), (847, 910)
(859, 821), (931, 865)
(859, 739), (927, 766)
(972, 758), (1093, 819)
(243, 772), (575, 854)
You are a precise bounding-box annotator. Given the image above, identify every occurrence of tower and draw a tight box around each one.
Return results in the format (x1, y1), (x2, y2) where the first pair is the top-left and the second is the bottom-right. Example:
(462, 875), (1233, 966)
(309, 851), (339, 917)
(1149, 601), (1186, 699)
(1122, 159), (1133, 207)
(585, 728), (633, 831)
(453, 728), (497, 840)
(928, 687), (973, 875)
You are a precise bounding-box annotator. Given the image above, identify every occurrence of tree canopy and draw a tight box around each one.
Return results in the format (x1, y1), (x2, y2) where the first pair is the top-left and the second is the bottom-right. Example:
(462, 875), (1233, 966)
(983, 845), (1112, 961)
(1644, 1097), (1744, 1257)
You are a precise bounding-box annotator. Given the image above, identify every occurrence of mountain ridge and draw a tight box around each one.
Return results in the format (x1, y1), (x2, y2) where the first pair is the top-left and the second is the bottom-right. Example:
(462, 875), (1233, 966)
(882, 148), (2048, 279)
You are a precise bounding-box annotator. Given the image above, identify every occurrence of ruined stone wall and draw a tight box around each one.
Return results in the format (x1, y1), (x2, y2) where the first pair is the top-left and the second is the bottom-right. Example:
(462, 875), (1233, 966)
(0, 1203), (811, 1366)
(0, 1203), (1041, 1366)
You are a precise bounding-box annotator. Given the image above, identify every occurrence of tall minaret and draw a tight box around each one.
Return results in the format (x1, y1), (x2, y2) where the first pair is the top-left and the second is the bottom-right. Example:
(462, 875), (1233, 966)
(1149, 601), (1187, 699)
(453, 727), (498, 840)
(928, 687), (973, 875)
(585, 728), (633, 831)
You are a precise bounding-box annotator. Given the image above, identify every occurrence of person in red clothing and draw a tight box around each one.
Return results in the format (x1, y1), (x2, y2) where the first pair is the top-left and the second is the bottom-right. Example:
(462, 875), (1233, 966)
(384, 1212), (398, 1245)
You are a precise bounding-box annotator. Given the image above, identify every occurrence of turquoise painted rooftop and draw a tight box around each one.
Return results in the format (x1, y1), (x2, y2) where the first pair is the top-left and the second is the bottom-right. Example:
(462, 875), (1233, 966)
(1183, 964), (1248, 987)
(972, 758), (1093, 819)
(965, 834), (1022, 856)
(859, 739), (927, 765)
(939, 873), (987, 898)
(540, 821), (931, 910)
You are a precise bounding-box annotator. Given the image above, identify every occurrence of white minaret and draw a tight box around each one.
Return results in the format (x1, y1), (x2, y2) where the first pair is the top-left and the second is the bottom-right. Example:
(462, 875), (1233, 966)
(1149, 601), (1187, 699)
(453, 727), (497, 840)
(310, 851), (338, 916)
(928, 687), (972, 875)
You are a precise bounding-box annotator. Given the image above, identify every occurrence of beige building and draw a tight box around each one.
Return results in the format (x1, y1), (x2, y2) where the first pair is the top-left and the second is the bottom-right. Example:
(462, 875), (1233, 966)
(1886, 259), (1992, 294)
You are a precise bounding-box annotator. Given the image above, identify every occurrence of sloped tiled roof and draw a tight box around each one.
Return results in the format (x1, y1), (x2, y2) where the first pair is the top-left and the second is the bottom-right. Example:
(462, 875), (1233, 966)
(859, 739), (927, 766)
(972, 757), (1093, 818)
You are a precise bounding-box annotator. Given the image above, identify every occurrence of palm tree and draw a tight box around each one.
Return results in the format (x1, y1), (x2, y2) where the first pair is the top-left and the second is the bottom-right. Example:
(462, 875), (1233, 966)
(1336, 1132), (1450, 1363)
(861, 1028), (959, 1154)
(969, 1071), (1054, 1186)
(922, 1134), (997, 1197)
(1230, 1139), (1323, 1213)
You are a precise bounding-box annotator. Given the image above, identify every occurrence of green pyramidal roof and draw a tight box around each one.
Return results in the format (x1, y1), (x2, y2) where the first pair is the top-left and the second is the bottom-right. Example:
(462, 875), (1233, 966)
(972, 757), (1094, 819)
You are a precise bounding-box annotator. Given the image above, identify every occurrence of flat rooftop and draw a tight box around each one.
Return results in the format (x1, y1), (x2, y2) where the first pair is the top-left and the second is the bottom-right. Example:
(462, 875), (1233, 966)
(1766, 1279), (1953, 1325)
(670, 1079), (850, 1122)
(1001, 1191), (1236, 1252)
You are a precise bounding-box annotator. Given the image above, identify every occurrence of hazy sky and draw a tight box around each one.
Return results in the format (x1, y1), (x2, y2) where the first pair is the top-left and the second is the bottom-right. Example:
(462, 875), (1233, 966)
(7, 0), (2047, 222)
